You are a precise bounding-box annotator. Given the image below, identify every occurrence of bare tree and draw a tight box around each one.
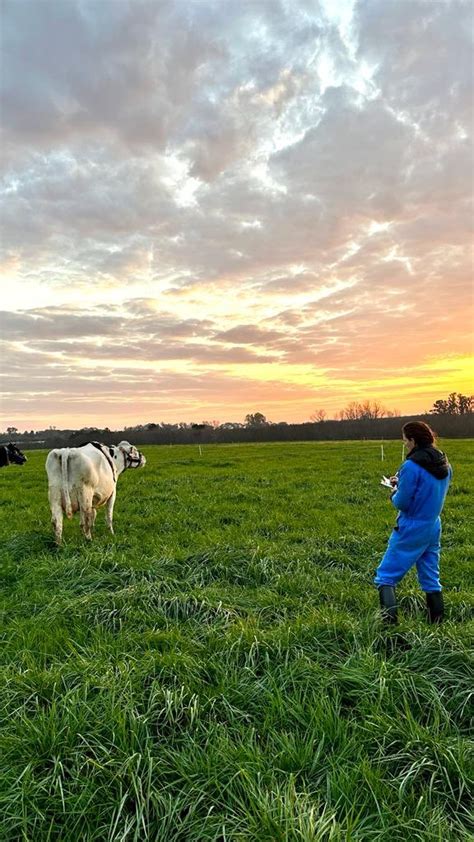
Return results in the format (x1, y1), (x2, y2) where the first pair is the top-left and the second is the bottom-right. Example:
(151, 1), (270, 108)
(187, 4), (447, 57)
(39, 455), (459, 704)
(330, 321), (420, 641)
(359, 400), (386, 419)
(310, 409), (327, 422)
(337, 400), (388, 420)
(338, 401), (361, 420)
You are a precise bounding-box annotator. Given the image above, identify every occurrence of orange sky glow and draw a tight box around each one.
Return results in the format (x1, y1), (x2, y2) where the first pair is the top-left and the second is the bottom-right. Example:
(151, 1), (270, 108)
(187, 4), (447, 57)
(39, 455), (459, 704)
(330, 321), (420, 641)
(1, 0), (473, 431)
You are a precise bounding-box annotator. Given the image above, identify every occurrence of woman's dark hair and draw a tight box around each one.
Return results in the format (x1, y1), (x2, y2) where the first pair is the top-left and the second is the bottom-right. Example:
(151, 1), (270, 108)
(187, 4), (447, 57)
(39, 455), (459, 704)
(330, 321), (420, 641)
(402, 421), (436, 448)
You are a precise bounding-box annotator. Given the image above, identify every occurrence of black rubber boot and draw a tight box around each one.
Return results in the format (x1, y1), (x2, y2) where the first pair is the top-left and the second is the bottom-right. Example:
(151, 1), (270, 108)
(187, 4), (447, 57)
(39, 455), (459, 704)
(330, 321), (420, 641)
(426, 591), (444, 624)
(378, 585), (398, 625)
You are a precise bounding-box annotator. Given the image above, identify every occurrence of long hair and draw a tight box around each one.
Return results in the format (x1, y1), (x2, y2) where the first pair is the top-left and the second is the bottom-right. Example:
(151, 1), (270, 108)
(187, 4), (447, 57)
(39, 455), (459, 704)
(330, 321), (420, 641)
(402, 421), (436, 448)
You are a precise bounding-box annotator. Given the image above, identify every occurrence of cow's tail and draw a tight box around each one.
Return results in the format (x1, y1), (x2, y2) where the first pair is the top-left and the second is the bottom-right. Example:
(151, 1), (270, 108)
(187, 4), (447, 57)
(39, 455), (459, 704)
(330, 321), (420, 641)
(60, 449), (73, 519)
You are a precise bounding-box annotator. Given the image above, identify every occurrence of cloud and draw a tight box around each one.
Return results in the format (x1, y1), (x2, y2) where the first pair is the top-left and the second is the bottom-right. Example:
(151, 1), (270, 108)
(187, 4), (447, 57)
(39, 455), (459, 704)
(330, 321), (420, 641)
(0, 308), (123, 340)
(214, 324), (285, 345)
(354, 0), (473, 133)
(0, 0), (472, 427)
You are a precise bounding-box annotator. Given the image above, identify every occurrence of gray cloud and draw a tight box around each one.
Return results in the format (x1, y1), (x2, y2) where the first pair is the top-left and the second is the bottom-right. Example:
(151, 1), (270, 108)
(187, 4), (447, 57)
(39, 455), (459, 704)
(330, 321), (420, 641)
(1, 0), (331, 166)
(271, 85), (413, 221)
(214, 324), (285, 345)
(355, 0), (473, 134)
(0, 308), (123, 340)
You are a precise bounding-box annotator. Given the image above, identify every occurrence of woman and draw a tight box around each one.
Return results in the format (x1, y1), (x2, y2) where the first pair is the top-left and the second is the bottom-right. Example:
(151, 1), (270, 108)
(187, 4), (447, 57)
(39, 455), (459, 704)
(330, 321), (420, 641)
(375, 421), (452, 624)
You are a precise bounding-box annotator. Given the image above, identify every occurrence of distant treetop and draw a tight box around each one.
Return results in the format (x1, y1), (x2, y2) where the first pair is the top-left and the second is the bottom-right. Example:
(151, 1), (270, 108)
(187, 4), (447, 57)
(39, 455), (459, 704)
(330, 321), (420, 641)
(430, 393), (473, 415)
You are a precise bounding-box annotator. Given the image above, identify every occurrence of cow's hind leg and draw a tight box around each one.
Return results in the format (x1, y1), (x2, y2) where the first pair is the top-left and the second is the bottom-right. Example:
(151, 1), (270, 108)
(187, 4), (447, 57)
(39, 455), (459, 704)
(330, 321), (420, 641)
(49, 490), (63, 545)
(106, 489), (116, 535)
(79, 488), (94, 540)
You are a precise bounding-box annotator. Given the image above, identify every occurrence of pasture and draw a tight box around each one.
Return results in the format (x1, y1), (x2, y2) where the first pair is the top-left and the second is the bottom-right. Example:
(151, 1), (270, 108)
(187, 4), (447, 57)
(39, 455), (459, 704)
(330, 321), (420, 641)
(0, 439), (472, 841)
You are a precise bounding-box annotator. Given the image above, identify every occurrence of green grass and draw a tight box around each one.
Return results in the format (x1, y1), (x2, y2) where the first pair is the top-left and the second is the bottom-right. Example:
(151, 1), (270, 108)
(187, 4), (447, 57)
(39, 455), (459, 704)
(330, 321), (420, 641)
(0, 439), (472, 841)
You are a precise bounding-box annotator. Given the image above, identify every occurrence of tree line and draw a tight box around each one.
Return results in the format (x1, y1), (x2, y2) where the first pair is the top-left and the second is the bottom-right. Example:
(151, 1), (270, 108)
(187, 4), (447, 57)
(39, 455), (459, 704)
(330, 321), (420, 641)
(2, 392), (472, 449)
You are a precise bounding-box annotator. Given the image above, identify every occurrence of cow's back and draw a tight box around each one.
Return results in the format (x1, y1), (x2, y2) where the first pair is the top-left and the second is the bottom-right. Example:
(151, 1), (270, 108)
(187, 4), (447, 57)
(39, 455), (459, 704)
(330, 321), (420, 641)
(46, 445), (114, 510)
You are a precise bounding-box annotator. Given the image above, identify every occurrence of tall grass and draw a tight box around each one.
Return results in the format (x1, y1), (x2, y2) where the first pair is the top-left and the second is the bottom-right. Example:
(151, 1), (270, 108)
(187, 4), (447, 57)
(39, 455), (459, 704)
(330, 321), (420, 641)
(0, 440), (472, 840)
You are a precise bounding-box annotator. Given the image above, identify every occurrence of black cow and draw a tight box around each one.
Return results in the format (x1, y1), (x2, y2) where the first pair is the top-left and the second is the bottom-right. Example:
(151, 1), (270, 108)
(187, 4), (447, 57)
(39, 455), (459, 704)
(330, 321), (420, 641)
(0, 443), (27, 467)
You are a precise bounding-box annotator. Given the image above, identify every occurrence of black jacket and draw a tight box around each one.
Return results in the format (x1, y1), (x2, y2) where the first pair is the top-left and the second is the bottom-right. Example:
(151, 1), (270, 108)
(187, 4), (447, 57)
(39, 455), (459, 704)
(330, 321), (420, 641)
(405, 446), (450, 479)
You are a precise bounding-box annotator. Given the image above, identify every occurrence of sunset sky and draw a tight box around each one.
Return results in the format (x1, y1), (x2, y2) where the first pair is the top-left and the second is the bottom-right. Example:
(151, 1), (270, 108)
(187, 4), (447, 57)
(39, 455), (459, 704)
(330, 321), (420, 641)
(1, 0), (473, 431)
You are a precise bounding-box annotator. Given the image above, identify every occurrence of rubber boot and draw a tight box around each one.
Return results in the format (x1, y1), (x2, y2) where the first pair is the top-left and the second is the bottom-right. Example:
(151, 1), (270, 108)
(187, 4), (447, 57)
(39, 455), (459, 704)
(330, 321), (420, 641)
(426, 591), (444, 624)
(378, 585), (398, 625)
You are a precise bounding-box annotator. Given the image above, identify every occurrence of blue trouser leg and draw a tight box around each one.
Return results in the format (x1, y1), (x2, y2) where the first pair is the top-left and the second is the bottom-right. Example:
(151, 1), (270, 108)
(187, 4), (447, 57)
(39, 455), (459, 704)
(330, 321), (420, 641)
(416, 521), (442, 592)
(374, 518), (440, 588)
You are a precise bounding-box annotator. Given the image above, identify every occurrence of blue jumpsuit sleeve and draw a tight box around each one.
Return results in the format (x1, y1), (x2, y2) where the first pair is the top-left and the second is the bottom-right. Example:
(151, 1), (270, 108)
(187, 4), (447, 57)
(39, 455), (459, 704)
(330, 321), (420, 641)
(391, 461), (417, 512)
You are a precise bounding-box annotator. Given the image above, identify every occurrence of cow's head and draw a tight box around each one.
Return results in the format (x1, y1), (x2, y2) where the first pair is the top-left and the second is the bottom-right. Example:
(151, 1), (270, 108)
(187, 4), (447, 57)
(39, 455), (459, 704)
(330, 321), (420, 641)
(117, 441), (146, 469)
(6, 443), (27, 465)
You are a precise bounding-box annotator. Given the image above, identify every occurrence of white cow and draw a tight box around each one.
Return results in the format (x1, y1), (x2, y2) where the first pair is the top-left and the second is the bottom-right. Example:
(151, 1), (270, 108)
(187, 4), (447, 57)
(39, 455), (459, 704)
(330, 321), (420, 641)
(45, 440), (146, 543)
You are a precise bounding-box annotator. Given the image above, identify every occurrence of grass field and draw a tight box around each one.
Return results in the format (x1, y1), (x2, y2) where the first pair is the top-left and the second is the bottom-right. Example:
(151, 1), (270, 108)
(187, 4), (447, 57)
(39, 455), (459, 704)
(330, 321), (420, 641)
(0, 439), (472, 841)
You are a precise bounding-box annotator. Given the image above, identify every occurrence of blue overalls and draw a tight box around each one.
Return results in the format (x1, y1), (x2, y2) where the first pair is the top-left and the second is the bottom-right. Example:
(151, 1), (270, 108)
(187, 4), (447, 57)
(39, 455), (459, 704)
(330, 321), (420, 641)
(374, 459), (452, 592)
